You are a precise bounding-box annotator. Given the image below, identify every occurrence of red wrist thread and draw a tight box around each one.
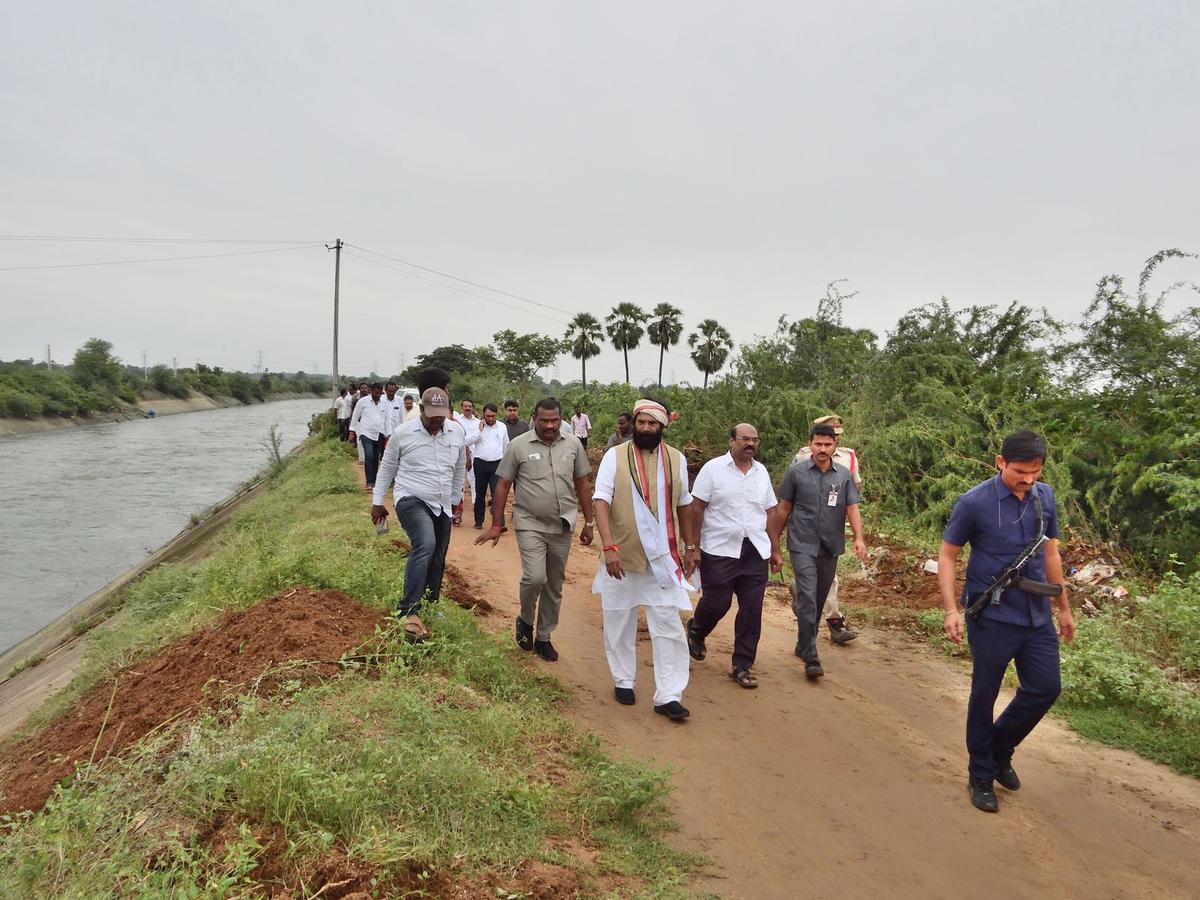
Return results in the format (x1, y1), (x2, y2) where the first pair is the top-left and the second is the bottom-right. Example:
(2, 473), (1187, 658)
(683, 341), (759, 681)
(603, 544), (620, 552)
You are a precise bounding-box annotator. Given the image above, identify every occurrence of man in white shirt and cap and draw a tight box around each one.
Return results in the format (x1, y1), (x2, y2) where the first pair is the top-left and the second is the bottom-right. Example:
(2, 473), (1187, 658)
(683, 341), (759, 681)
(371, 387), (466, 642)
(592, 397), (698, 720)
(792, 413), (863, 644)
(685, 423), (780, 689)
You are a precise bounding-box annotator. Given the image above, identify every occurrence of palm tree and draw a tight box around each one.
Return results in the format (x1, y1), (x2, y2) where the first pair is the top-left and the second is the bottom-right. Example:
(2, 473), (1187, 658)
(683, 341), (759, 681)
(647, 303), (684, 387)
(688, 319), (733, 389)
(564, 312), (603, 391)
(605, 302), (647, 384)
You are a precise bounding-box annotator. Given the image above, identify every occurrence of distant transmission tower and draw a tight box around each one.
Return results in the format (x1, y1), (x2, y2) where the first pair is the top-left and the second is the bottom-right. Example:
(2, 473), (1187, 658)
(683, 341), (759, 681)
(255, 350), (263, 374)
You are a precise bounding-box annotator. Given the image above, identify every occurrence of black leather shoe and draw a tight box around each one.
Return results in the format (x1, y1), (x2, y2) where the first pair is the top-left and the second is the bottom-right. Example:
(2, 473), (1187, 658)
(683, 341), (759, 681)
(614, 687), (635, 705)
(805, 661), (824, 679)
(686, 618), (707, 661)
(995, 760), (1021, 791)
(969, 778), (999, 813)
(654, 701), (691, 720)
(533, 639), (559, 662)
(515, 617), (534, 652)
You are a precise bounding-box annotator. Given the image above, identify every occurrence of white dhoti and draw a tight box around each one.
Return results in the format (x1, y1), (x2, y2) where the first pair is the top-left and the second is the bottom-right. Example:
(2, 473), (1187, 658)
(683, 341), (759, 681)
(594, 568), (692, 705)
(592, 445), (695, 706)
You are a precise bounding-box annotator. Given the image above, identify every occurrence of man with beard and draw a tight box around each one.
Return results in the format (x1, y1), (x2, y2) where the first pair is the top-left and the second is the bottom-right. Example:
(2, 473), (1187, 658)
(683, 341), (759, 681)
(592, 398), (697, 720)
(685, 424), (780, 689)
(476, 398), (593, 661)
(769, 423), (868, 679)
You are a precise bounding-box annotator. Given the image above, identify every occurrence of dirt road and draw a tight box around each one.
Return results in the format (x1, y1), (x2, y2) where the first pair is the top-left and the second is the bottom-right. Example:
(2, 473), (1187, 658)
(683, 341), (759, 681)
(446, 515), (1200, 899)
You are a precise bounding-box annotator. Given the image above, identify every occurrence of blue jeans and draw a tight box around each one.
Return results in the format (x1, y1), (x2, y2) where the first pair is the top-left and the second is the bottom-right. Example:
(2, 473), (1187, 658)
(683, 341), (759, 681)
(361, 435), (384, 487)
(394, 496), (452, 617)
(965, 616), (1061, 783)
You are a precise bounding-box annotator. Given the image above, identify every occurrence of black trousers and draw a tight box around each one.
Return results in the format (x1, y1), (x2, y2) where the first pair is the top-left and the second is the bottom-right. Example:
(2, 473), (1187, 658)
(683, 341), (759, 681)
(692, 539), (769, 670)
(473, 457), (502, 526)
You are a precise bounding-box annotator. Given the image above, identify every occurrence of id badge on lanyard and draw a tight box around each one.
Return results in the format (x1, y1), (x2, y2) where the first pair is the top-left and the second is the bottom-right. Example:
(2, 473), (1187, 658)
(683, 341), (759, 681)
(827, 486), (839, 507)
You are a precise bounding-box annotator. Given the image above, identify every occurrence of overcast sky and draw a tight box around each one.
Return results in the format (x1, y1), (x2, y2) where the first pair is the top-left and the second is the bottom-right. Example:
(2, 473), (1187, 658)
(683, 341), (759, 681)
(3, 1), (1197, 385)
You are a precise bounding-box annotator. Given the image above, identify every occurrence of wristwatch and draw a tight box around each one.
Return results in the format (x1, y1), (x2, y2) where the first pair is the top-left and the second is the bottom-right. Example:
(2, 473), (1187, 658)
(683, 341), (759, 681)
(585, 521), (596, 528)
(684, 544), (698, 552)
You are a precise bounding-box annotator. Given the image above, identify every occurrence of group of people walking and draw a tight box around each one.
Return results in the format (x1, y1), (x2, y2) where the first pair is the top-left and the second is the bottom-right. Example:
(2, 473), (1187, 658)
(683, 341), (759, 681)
(350, 372), (1074, 814)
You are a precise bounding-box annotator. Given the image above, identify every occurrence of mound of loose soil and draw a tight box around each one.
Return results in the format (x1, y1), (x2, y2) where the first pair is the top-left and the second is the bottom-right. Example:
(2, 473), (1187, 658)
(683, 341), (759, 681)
(0, 588), (385, 813)
(767, 538), (948, 611)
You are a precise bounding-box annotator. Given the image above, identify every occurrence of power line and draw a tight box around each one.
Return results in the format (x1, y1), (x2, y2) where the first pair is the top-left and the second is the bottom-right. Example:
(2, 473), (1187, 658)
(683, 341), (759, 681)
(0, 235), (323, 244)
(340, 249), (571, 327)
(345, 242), (575, 317)
(0, 243), (324, 272)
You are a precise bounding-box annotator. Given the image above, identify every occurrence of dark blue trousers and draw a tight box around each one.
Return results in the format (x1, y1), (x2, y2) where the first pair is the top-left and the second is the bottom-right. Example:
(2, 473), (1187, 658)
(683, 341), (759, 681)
(360, 435), (384, 487)
(394, 496), (452, 617)
(965, 616), (1061, 783)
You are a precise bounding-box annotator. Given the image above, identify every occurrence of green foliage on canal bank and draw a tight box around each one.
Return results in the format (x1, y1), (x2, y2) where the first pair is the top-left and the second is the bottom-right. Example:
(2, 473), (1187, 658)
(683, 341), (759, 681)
(0, 338), (325, 420)
(0, 440), (698, 897)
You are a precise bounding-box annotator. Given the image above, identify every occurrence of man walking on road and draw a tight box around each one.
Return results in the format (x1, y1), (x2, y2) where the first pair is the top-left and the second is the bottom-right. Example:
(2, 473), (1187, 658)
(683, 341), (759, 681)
(371, 387), (466, 642)
(769, 423), (867, 680)
(476, 398), (594, 662)
(503, 399), (530, 440)
(571, 404), (592, 449)
(349, 382), (388, 490)
(685, 424), (779, 689)
(592, 398), (697, 720)
(793, 414), (863, 644)
(382, 382), (405, 443)
(938, 430), (1073, 814)
(471, 403), (509, 530)
(334, 388), (351, 441)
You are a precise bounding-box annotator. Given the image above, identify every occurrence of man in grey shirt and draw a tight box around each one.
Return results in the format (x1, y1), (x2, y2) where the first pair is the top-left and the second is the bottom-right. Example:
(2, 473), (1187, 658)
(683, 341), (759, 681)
(768, 423), (868, 679)
(605, 412), (634, 450)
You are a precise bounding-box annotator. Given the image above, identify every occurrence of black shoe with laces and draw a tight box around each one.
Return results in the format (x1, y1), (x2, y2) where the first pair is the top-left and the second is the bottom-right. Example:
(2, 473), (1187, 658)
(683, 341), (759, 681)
(533, 639), (559, 662)
(514, 617), (534, 652)
(995, 760), (1021, 791)
(969, 778), (999, 813)
(614, 687), (635, 705)
(686, 618), (707, 661)
(805, 661), (824, 679)
(654, 701), (690, 720)
(827, 615), (858, 645)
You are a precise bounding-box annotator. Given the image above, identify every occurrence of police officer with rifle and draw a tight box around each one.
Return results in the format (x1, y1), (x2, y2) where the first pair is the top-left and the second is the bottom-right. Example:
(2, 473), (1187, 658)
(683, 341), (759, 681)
(937, 430), (1074, 813)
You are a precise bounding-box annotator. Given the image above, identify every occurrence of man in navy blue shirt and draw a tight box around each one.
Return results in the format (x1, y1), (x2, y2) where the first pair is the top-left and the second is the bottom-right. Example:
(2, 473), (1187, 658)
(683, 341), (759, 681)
(938, 430), (1074, 813)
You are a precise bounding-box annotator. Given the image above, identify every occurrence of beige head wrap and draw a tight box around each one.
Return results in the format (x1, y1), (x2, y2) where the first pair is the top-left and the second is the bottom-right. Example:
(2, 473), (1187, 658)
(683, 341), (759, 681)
(633, 398), (669, 427)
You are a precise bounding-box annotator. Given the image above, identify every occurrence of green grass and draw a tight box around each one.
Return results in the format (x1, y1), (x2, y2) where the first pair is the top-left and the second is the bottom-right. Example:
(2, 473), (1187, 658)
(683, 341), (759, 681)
(1, 438), (701, 897)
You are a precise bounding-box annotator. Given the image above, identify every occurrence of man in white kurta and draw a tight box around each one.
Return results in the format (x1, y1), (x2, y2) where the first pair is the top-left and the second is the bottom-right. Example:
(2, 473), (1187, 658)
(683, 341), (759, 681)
(592, 399), (697, 721)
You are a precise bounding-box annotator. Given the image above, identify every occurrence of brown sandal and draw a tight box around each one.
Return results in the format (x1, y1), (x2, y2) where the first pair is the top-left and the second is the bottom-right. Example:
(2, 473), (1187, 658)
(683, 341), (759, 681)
(403, 617), (431, 642)
(730, 668), (758, 689)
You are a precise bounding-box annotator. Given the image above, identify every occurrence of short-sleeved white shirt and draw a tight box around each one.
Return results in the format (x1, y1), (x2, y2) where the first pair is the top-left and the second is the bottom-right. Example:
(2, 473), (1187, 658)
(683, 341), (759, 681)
(691, 452), (777, 559)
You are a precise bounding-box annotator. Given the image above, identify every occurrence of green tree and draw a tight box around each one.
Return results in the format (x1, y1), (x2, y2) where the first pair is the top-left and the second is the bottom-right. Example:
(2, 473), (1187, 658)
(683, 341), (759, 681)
(493, 329), (564, 406)
(565, 312), (603, 392)
(400, 344), (478, 383)
(605, 302), (647, 385)
(647, 303), (684, 387)
(72, 338), (127, 397)
(688, 319), (733, 389)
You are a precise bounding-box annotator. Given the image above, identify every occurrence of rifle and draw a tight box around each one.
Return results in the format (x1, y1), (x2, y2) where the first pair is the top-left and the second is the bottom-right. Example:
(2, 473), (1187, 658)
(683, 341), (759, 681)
(964, 488), (1063, 620)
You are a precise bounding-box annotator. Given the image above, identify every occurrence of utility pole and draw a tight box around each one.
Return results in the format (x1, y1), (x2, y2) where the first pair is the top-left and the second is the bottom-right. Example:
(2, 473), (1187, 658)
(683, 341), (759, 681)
(172, 357), (178, 376)
(327, 238), (342, 395)
(46, 345), (51, 368)
(142, 350), (148, 378)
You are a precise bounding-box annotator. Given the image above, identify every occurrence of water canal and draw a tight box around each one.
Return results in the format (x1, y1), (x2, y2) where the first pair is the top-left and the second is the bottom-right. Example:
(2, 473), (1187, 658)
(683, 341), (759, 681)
(0, 398), (327, 652)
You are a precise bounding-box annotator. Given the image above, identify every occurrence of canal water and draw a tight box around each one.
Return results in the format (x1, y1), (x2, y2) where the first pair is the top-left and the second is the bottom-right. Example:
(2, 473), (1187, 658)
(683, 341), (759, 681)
(0, 398), (327, 653)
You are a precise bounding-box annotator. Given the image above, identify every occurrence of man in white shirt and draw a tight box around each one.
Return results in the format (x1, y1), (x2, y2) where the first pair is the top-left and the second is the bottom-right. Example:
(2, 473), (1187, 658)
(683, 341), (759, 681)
(685, 424), (780, 689)
(348, 382), (389, 490)
(371, 387), (466, 641)
(791, 414), (863, 644)
(571, 404), (593, 449)
(381, 381), (406, 440)
(471, 403), (509, 529)
(402, 394), (417, 421)
(333, 388), (351, 441)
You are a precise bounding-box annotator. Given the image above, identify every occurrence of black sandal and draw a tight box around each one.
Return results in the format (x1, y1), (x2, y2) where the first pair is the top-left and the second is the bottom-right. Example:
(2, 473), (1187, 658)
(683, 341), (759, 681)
(729, 667), (758, 688)
(686, 618), (706, 661)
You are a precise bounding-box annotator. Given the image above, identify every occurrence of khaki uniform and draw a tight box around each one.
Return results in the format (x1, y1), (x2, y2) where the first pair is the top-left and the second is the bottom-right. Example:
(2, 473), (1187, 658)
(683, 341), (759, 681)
(497, 430), (590, 640)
